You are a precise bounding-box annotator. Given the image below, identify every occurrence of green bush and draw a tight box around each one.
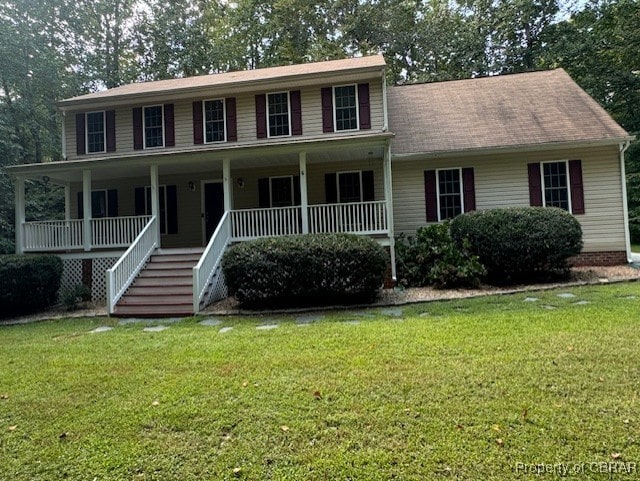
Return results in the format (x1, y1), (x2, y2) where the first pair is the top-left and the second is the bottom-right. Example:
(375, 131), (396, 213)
(395, 222), (485, 288)
(61, 284), (92, 311)
(0, 254), (63, 318)
(222, 233), (388, 307)
(450, 207), (583, 282)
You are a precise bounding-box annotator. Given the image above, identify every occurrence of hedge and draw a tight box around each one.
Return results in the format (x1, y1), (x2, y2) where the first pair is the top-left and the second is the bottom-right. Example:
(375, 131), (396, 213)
(0, 255), (63, 318)
(450, 207), (583, 281)
(222, 233), (388, 307)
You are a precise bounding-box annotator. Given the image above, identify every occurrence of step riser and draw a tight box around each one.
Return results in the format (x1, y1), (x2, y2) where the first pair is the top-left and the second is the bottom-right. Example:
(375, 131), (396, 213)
(133, 278), (192, 287)
(126, 287), (193, 296)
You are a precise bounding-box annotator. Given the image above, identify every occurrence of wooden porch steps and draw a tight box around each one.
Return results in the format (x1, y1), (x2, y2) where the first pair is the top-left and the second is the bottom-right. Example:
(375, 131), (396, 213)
(112, 248), (204, 317)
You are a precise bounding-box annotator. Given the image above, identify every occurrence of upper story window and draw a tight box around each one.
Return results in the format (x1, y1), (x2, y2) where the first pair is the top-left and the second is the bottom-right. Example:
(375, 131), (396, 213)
(144, 105), (164, 148)
(334, 85), (358, 131)
(268, 92), (291, 137)
(204, 99), (226, 143)
(86, 112), (106, 153)
(542, 161), (570, 211)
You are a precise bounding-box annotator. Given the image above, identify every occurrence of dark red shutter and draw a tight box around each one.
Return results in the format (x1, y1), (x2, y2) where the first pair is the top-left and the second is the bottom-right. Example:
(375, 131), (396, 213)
(107, 189), (118, 217)
(293, 176), (301, 205)
(321, 87), (334, 133)
(362, 170), (375, 201)
(225, 97), (237, 141)
(133, 107), (143, 150)
(166, 185), (178, 234)
(77, 192), (83, 218)
(527, 163), (543, 206)
(569, 159), (585, 214)
(105, 110), (116, 152)
(325, 173), (337, 203)
(462, 168), (476, 212)
(76, 113), (86, 155)
(164, 104), (175, 147)
(255, 94), (267, 139)
(358, 83), (371, 130)
(424, 170), (438, 222)
(258, 178), (270, 207)
(134, 187), (146, 215)
(290, 90), (302, 136)
(193, 101), (203, 144)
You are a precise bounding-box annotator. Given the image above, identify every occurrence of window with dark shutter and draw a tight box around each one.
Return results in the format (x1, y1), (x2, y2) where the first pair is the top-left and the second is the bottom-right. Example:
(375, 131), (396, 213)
(225, 97), (237, 141)
(255, 94), (267, 139)
(193, 101), (203, 144)
(76, 113), (86, 155)
(321, 87), (334, 133)
(357, 83), (371, 130)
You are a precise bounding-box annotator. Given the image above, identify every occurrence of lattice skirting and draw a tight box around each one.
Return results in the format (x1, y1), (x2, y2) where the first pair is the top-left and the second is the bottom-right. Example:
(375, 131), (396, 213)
(59, 255), (120, 302)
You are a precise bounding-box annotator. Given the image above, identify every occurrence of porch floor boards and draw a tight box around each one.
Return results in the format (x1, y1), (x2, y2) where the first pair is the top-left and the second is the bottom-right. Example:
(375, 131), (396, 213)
(112, 248), (204, 317)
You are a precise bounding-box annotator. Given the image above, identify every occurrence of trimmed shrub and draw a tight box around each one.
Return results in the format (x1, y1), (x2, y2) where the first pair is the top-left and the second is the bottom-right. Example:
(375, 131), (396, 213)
(395, 222), (485, 288)
(0, 254), (63, 318)
(450, 207), (583, 281)
(222, 233), (388, 307)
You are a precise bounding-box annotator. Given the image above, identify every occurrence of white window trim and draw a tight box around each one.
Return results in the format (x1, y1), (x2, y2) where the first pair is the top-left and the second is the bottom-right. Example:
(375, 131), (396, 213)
(144, 185), (169, 235)
(333, 84), (359, 132)
(202, 98), (227, 144)
(540, 159), (572, 213)
(85, 111), (106, 154)
(435, 167), (464, 222)
(266, 91), (292, 138)
(269, 175), (295, 207)
(336, 170), (363, 204)
(143, 105), (165, 149)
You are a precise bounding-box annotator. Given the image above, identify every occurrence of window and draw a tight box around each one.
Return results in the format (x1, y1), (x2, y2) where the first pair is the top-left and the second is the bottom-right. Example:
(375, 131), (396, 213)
(144, 105), (164, 148)
(77, 189), (117, 219)
(270, 176), (294, 207)
(267, 92), (290, 137)
(86, 111), (105, 153)
(334, 85), (358, 131)
(542, 161), (570, 211)
(204, 99), (225, 143)
(437, 168), (463, 220)
(338, 171), (362, 203)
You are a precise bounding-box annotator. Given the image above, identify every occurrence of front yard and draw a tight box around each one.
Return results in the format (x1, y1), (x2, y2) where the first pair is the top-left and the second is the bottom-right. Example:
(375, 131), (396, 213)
(1, 284), (639, 480)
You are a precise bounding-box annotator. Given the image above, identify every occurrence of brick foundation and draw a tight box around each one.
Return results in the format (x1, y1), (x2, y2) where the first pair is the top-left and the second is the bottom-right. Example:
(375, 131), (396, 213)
(569, 251), (628, 267)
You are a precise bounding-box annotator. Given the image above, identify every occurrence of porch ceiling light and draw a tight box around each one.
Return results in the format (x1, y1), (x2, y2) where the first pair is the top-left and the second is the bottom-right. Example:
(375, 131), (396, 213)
(237, 178), (245, 188)
(188, 181), (196, 191)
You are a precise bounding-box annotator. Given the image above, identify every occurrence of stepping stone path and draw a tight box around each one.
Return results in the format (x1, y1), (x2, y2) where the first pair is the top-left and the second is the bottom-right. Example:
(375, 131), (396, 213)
(143, 325), (169, 332)
(352, 310), (375, 318)
(219, 327), (234, 334)
(573, 300), (590, 305)
(557, 293), (577, 299)
(199, 318), (223, 327)
(256, 324), (278, 330)
(524, 297), (539, 302)
(90, 326), (113, 333)
(118, 317), (185, 326)
(344, 320), (361, 325)
(419, 312), (430, 317)
(295, 314), (325, 324)
(379, 308), (403, 317)
(541, 305), (557, 310)
(622, 295), (637, 299)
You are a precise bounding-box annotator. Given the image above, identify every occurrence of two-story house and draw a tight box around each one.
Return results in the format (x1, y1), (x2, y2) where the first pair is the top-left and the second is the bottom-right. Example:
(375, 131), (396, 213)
(8, 55), (634, 316)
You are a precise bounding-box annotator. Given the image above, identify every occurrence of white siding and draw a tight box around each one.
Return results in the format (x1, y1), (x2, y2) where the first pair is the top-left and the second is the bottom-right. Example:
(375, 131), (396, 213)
(392, 145), (626, 252)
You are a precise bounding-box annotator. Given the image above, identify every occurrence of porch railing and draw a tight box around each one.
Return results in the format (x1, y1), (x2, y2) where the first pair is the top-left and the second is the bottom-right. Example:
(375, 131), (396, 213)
(92, 216), (152, 248)
(106, 216), (158, 314)
(23, 219), (84, 251)
(308, 201), (388, 235)
(230, 206), (302, 241)
(193, 211), (231, 313)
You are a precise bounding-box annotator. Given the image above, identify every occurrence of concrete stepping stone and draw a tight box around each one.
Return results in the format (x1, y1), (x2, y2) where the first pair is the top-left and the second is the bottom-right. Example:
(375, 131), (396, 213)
(219, 327), (234, 334)
(199, 318), (223, 327)
(143, 325), (169, 332)
(524, 297), (539, 302)
(295, 313), (325, 324)
(256, 324), (278, 330)
(557, 293), (576, 299)
(344, 320), (361, 325)
(419, 312), (430, 317)
(379, 307), (403, 317)
(621, 295), (637, 299)
(541, 305), (557, 310)
(118, 318), (146, 325)
(90, 326), (113, 333)
(573, 300), (590, 305)
(352, 310), (375, 318)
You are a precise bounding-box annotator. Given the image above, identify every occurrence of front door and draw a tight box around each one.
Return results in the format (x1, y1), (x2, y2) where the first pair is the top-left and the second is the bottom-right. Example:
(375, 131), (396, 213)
(203, 181), (224, 243)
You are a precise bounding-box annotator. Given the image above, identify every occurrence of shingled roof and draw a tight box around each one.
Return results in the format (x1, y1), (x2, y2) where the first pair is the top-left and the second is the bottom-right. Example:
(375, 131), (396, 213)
(387, 69), (630, 155)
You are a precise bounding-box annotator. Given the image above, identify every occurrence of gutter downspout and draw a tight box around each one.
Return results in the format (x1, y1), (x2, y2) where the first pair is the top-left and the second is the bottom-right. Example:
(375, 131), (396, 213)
(382, 68), (388, 132)
(619, 140), (632, 263)
(61, 111), (67, 160)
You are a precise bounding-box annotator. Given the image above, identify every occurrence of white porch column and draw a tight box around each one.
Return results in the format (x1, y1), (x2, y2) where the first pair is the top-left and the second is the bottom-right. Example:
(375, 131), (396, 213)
(223, 158), (232, 211)
(383, 142), (396, 282)
(299, 151), (309, 234)
(14, 176), (25, 254)
(150, 164), (161, 247)
(82, 169), (92, 251)
(64, 184), (71, 220)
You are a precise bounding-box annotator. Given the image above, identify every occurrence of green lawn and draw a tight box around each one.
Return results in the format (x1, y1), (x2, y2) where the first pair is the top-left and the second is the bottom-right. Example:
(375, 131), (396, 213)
(1, 284), (639, 480)
(632, 244), (640, 253)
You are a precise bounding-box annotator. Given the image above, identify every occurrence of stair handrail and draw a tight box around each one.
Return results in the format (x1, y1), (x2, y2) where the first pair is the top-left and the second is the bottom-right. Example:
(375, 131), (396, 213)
(193, 211), (231, 313)
(106, 216), (158, 314)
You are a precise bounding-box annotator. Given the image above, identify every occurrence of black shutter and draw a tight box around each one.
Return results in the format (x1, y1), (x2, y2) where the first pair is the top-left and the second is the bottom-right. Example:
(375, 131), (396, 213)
(166, 185), (178, 234)
(461, 168), (476, 212)
(134, 187), (146, 215)
(424, 170), (438, 222)
(164, 104), (175, 147)
(193, 101), (203, 144)
(325, 173), (337, 203)
(569, 159), (585, 214)
(293, 176), (301, 205)
(321, 87), (334, 133)
(258, 178), (270, 208)
(528, 163), (543, 207)
(106, 110), (116, 152)
(133, 107), (143, 150)
(76, 113), (85, 155)
(77, 191), (83, 219)
(107, 189), (118, 217)
(362, 170), (375, 201)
